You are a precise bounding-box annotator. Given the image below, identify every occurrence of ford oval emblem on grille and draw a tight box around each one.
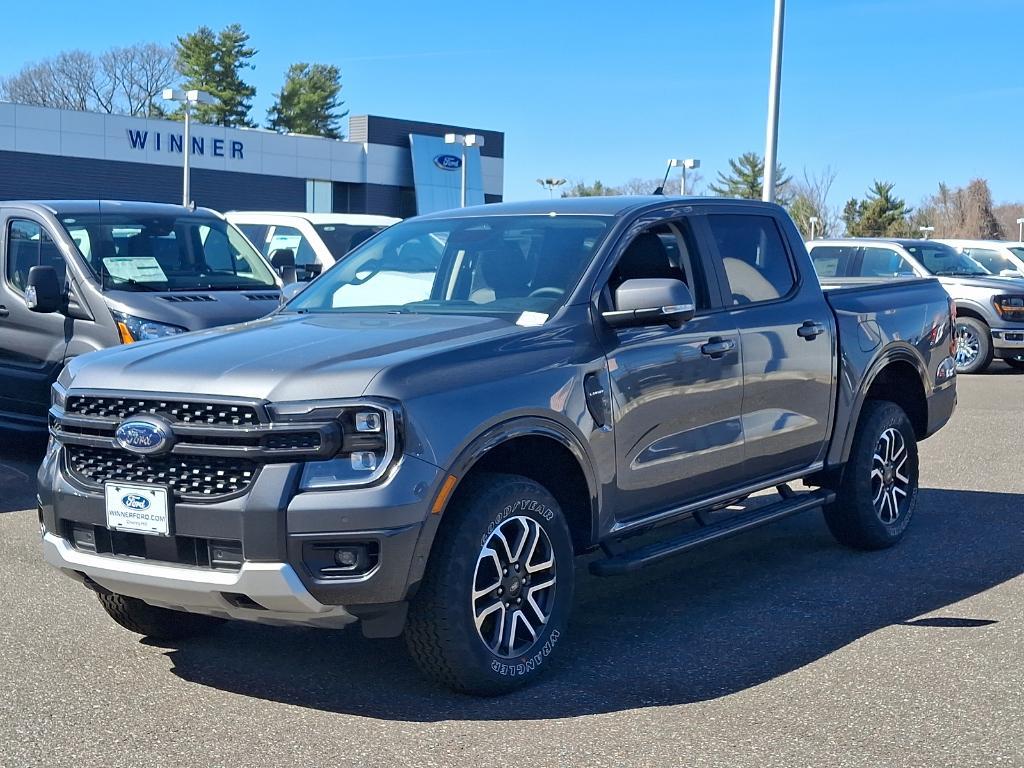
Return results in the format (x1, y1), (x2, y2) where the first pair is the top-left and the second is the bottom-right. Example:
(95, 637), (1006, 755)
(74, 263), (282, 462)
(114, 418), (175, 456)
(433, 153), (462, 171)
(121, 494), (151, 511)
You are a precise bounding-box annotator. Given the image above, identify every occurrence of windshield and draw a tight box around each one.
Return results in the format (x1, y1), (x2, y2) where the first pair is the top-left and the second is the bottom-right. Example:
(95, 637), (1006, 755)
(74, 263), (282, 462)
(965, 248), (1020, 275)
(59, 213), (277, 292)
(287, 214), (612, 320)
(1009, 247), (1024, 263)
(905, 242), (991, 276)
(313, 223), (390, 260)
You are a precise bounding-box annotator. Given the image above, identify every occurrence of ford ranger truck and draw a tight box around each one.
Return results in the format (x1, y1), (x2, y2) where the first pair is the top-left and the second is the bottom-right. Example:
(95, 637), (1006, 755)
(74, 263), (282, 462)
(39, 198), (957, 695)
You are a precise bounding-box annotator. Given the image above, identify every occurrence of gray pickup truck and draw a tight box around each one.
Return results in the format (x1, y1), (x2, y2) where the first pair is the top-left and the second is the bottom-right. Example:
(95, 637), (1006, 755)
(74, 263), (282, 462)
(39, 198), (957, 694)
(0, 200), (282, 431)
(807, 238), (1024, 373)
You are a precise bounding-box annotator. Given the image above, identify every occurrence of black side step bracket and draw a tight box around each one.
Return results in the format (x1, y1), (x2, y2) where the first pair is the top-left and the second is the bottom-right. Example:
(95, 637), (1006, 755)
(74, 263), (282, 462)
(590, 488), (835, 577)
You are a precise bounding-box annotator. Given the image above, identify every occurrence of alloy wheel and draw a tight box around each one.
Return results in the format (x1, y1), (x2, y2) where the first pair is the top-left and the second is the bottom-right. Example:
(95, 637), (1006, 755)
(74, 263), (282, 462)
(870, 427), (910, 524)
(954, 324), (980, 369)
(472, 516), (556, 658)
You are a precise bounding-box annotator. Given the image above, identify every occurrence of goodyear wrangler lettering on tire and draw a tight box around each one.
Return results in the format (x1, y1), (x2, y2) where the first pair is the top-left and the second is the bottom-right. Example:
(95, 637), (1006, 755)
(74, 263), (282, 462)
(481, 498), (555, 547)
(490, 629), (561, 677)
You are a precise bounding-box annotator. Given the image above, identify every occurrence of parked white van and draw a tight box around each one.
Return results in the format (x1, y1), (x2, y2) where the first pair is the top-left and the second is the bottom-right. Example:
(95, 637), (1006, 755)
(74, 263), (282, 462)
(227, 212), (400, 281)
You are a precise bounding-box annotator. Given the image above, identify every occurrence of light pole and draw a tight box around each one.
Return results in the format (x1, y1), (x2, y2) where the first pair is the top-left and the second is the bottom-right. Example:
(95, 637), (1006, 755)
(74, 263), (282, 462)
(661, 158), (700, 195)
(762, 0), (785, 202)
(1016, 217), (1024, 241)
(808, 215), (819, 241)
(444, 133), (485, 207)
(919, 226), (935, 239)
(162, 88), (219, 207)
(537, 178), (567, 198)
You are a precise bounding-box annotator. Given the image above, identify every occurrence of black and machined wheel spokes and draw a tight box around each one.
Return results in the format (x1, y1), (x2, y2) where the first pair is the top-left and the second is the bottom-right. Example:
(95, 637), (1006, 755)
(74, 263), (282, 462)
(870, 427), (911, 524)
(955, 324), (980, 367)
(472, 515), (557, 659)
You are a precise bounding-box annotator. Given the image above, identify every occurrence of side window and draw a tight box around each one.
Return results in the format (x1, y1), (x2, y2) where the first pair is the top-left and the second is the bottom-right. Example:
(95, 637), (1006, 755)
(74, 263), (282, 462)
(6, 219), (65, 293)
(199, 225), (260, 276)
(858, 247), (915, 277)
(707, 214), (794, 304)
(608, 219), (711, 311)
(268, 225), (318, 266)
(809, 245), (857, 278)
(236, 224), (270, 255)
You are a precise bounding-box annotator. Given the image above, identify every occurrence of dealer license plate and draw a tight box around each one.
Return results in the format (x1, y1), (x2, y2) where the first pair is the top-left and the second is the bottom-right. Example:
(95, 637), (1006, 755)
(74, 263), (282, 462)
(105, 483), (171, 536)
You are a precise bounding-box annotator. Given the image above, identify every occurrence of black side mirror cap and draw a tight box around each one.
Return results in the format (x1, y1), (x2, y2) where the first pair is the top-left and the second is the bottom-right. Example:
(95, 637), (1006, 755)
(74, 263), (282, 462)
(25, 265), (63, 314)
(602, 278), (696, 329)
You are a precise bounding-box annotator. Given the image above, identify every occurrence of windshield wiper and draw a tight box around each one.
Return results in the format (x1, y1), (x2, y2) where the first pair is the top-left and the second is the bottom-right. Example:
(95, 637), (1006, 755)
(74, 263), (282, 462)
(102, 274), (164, 292)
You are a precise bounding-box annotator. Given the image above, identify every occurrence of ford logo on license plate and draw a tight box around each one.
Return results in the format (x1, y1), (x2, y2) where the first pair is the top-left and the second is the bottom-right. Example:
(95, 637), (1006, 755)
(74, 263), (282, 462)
(121, 493), (151, 511)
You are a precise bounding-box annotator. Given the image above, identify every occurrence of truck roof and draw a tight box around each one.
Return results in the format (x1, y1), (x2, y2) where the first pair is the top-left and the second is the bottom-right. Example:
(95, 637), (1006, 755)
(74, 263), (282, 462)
(414, 196), (786, 220)
(0, 200), (220, 218)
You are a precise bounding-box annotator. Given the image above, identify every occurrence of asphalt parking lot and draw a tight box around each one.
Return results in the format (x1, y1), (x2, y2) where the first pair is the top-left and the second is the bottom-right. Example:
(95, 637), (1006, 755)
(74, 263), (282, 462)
(1, 368), (1021, 768)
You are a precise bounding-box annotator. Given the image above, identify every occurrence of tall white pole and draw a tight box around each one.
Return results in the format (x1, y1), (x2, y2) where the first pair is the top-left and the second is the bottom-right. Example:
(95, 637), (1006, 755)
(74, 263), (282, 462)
(762, 0), (785, 203)
(460, 146), (467, 208)
(680, 167), (686, 196)
(182, 105), (192, 207)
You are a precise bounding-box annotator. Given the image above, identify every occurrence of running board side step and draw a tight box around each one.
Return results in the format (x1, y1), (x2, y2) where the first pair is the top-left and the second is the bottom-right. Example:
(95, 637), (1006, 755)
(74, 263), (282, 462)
(589, 489), (836, 577)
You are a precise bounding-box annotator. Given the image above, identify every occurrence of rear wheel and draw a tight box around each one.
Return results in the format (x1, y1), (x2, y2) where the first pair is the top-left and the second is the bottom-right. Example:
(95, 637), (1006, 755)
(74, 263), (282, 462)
(405, 473), (574, 695)
(97, 593), (225, 640)
(823, 400), (919, 550)
(953, 317), (993, 374)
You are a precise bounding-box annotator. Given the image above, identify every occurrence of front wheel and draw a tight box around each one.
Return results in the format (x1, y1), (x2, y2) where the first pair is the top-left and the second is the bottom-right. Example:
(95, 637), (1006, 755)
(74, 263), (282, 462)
(97, 592), (225, 640)
(405, 473), (574, 695)
(823, 400), (919, 550)
(953, 317), (993, 374)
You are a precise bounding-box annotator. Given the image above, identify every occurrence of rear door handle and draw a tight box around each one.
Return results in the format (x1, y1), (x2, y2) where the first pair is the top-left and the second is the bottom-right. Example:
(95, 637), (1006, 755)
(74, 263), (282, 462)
(798, 320), (825, 340)
(0, 305), (8, 318)
(701, 336), (736, 359)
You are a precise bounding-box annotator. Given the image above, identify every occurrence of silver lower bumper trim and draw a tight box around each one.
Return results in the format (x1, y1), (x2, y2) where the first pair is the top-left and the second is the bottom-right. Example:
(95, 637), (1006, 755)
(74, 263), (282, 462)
(41, 533), (356, 628)
(992, 329), (1024, 350)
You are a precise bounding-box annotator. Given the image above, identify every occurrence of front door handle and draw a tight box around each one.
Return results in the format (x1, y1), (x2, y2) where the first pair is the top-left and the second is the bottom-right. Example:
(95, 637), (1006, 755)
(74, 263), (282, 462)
(798, 320), (825, 340)
(701, 336), (735, 359)
(0, 305), (8, 319)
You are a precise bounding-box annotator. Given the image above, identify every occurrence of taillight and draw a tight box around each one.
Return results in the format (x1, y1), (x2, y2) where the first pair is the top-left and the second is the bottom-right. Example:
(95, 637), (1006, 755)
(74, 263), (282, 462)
(948, 298), (957, 356)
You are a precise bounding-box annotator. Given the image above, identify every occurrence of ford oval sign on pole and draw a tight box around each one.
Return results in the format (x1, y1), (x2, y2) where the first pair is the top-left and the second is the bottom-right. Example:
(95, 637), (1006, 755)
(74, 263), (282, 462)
(433, 154), (462, 171)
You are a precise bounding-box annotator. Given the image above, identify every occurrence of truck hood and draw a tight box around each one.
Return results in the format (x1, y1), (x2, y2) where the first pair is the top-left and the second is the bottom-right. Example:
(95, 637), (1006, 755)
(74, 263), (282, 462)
(103, 288), (282, 330)
(63, 311), (514, 402)
(935, 274), (1024, 292)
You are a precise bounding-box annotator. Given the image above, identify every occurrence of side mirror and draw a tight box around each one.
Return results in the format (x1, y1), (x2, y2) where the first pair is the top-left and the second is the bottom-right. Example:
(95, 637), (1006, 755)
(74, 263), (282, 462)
(25, 265), (63, 314)
(280, 281), (305, 304)
(602, 278), (696, 329)
(999, 269), (1023, 278)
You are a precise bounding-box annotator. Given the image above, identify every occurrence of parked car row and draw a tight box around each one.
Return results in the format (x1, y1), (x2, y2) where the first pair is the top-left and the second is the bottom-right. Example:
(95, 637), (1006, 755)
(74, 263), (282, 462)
(806, 238), (1024, 373)
(31, 197), (957, 694)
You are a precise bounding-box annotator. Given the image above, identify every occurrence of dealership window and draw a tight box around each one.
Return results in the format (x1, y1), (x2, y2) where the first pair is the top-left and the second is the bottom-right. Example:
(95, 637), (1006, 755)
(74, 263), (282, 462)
(6, 219), (65, 293)
(306, 180), (333, 213)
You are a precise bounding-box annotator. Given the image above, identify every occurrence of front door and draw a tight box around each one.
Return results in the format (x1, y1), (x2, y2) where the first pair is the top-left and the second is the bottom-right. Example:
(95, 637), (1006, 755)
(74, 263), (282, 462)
(0, 216), (71, 423)
(601, 215), (745, 523)
(703, 210), (834, 479)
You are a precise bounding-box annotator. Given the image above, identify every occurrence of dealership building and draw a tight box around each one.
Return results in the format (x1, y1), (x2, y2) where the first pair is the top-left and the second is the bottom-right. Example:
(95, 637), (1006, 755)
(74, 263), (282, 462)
(0, 103), (504, 217)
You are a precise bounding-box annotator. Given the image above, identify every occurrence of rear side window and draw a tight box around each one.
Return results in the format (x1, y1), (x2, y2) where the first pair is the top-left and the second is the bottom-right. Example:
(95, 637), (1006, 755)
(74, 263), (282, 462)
(857, 247), (915, 277)
(809, 245), (857, 278)
(707, 214), (794, 304)
(5, 219), (65, 293)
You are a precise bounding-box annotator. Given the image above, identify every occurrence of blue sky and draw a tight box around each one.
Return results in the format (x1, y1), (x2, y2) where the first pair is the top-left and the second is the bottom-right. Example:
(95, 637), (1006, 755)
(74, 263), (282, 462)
(3, 0), (1022, 209)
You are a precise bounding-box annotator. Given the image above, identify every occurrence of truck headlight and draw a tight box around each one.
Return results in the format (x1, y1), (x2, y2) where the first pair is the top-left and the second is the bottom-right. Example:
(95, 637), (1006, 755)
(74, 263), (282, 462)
(111, 311), (187, 343)
(268, 400), (399, 490)
(993, 295), (1024, 320)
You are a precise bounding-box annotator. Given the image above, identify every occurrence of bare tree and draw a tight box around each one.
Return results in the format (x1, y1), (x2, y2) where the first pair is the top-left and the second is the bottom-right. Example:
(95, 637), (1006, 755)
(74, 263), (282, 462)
(788, 166), (839, 237)
(617, 171), (705, 196)
(994, 202), (1024, 241)
(1, 43), (177, 117)
(915, 179), (1003, 239)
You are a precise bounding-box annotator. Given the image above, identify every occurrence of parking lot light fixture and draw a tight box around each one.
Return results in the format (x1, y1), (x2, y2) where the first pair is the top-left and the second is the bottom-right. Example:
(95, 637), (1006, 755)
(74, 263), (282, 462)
(662, 158), (700, 195)
(536, 178), (567, 198)
(809, 215), (819, 241)
(919, 226), (935, 239)
(444, 133), (485, 208)
(162, 88), (219, 207)
(1016, 217), (1024, 241)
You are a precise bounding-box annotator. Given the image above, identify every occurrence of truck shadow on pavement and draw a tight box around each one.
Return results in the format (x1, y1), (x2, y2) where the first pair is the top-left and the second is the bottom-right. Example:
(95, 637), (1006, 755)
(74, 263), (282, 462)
(0, 432), (45, 514)
(159, 486), (1023, 720)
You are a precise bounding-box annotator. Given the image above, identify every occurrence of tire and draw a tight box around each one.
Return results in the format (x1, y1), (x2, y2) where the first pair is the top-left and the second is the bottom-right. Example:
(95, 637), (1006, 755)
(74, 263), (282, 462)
(823, 400), (919, 550)
(405, 472), (574, 695)
(97, 592), (225, 640)
(953, 317), (993, 374)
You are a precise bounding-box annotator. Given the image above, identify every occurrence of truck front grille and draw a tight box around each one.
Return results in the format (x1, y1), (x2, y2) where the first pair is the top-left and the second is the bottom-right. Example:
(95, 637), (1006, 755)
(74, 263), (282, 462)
(66, 445), (257, 500)
(65, 395), (261, 426)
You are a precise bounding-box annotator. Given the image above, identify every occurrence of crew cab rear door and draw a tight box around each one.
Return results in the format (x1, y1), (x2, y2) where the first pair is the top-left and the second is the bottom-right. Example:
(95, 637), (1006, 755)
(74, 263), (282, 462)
(701, 207), (836, 479)
(598, 210), (745, 522)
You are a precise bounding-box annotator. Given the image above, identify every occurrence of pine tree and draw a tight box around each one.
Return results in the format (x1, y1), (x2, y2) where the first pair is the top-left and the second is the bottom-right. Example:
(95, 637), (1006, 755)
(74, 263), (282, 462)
(709, 152), (791, 202)
(842, 181), (912, 237)
(175, 23), (257, 127)
(267, 63), (347, 138)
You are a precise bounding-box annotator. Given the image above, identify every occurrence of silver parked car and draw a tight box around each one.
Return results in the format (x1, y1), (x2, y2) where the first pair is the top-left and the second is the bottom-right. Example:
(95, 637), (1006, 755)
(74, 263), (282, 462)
(807, 238), (1024, 373)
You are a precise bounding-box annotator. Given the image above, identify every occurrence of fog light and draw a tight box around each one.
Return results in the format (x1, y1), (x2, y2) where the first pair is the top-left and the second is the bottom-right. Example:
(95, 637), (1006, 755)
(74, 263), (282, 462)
(351, 451), (378, 471)
(334, 548), (358, 567)
(355, 411), (382, 432)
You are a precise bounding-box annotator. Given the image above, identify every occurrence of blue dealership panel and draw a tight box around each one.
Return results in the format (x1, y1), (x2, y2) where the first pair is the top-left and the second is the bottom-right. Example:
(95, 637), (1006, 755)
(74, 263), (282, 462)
(409, 134), (486, 214)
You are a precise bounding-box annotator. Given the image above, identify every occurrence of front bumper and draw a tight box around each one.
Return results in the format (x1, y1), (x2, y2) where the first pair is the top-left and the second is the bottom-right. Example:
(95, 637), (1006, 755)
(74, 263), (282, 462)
(42, 532), (356, 628)
(991, 328), (1024, 357)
